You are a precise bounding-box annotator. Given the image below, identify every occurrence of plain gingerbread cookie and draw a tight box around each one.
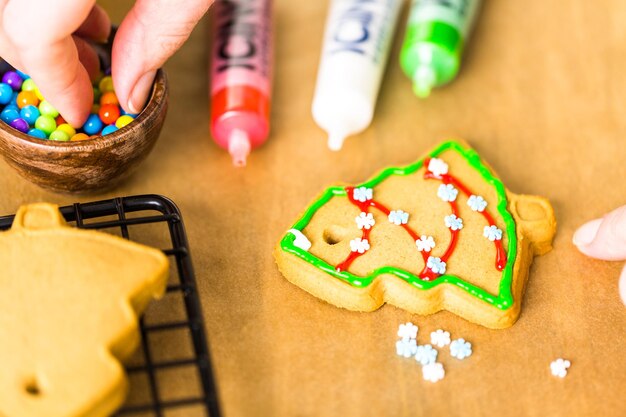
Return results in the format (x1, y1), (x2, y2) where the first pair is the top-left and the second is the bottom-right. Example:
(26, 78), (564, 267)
(274, 140), (556, 329)
(0, 203), (169, 417)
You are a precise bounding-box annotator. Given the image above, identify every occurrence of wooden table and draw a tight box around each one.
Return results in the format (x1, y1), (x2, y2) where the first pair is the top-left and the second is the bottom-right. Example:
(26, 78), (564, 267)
(1, 1), (624, 416)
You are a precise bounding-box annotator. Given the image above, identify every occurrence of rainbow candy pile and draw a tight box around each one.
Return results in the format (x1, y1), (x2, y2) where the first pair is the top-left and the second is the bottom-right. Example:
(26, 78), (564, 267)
(0, 68), (137, 141)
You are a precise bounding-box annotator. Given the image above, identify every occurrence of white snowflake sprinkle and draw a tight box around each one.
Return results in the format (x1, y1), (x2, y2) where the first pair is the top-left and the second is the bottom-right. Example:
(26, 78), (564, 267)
(444, 214), (463, 231)
(355, 212), (375, 230)
(415, 235), (435, 252)
(415, 344), (438, 366)
(483, 225), (503, 241)
(427, 158), (448, 177)
(349, 238), (370, 254)
(467, 195), (487, 212)
(353, 187), (373, 202)
(426, 256), (446, 274)
(450, 338), (472, 360)
(437, 184), (458, 202)
(422, 362), (445, 383)
(550, 358), (571, 378)
(397, 322), (418, 341)
(396, 338), (418, 358)
(388, 210), (409, 225)
(287, 229), (311, 252)
(430, 329), (451, 347)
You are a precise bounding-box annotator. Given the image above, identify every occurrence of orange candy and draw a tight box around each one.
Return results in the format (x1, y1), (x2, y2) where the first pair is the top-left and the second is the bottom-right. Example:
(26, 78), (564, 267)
(16, 91), (39, 109)
(70, 133), (90, 141)
(99, 104), (120, 125)
(55, 115), (66, 126)
(100, 92), (119, 106)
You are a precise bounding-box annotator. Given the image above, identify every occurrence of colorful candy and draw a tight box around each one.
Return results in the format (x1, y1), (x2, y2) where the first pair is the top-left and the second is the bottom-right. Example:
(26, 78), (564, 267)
(16, 91), (39, 109)
(98, 104), (120, 125)
(9, 118), (29, 133)
(2, 71), (23, 90)
(0, 66), (139, 141)
(20, 105), (40, 125)
(83, 114), (103, 135)
(49, 130), (70, 142)
(34, 115), (56, 135)
(0, 83), (13, 105)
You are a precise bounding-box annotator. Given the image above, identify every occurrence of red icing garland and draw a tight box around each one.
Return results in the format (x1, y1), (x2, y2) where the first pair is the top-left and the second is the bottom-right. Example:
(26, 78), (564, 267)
(335, 158), (508, 281)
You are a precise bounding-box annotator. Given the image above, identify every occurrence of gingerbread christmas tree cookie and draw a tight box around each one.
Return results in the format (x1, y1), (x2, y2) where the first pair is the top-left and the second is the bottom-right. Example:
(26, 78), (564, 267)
(274, 140), (556, 329)
(0, 203), (169, 417)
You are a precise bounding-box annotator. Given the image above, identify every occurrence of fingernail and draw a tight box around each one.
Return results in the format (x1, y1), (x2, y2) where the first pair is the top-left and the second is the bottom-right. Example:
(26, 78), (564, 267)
(128, 71), (156, 114)
(573, 218), (602, 246)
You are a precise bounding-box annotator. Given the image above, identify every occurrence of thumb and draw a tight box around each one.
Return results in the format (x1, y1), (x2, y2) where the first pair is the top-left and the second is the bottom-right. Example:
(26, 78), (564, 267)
(573, 205), (626, 261)
(112, 0), (213, 114)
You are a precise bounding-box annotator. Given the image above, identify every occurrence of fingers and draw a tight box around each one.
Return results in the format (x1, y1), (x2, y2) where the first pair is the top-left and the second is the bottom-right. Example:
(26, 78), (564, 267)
(73, 36), (100, 81)
(19, 40), (93, 126)
(573, 205), (626, 261)
(3, 0), (95, 43)
(112, 0), (212, 113)
(75, 4), (111, 42)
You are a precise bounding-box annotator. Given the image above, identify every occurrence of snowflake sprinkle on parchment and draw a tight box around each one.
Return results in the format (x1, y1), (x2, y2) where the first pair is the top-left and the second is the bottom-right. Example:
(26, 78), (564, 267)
(430, 329), (451, 347)
(450, 338), (472, 360)
(397, 322), (418, 341)
(396, 338), (418, 358)
(415, 344), (438, 366)
(550, 358), (571, 378)
(422, 362), (445, 382)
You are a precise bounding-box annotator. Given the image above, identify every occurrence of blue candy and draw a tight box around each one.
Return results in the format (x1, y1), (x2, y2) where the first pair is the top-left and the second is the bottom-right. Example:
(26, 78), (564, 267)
(82, 113), (103, 135)
(0, 107), (20, 123)
(101, 124), (118, 135)
(27, 128), (47, 139)
(16, 70), (29, 80)
(9, 91), (18, 106)
(0, 83), (13, 105)
(20, 105), (40, 125)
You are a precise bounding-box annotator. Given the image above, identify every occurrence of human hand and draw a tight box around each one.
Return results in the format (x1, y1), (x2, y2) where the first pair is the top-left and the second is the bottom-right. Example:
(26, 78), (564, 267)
(573, 205), (626, 305)
(0, 0), (212, 127)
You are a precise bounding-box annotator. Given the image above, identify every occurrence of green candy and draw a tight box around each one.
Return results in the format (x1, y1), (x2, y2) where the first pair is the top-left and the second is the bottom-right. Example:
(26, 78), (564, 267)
(39, 100), (59, 118)
(21, 78), (37, 92)
(34, 115), (56, 136)
(49, 130), (70, 142)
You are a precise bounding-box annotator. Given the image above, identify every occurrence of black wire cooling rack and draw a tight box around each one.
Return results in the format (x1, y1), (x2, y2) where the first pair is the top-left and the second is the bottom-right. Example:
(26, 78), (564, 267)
(0, 194), (221, 417)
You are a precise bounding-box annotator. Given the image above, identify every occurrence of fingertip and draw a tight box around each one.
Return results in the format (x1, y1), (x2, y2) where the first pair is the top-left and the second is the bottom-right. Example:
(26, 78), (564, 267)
(573, 218), (602, 248)
(127, 71), (156, 114)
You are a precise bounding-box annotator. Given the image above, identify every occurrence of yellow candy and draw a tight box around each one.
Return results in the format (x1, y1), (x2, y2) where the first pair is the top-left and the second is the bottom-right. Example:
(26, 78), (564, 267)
(57, 123), (76, 137)
(98, 76), (114, 93)
(34, 88), (44, 101)
(115, 115), (134, 129)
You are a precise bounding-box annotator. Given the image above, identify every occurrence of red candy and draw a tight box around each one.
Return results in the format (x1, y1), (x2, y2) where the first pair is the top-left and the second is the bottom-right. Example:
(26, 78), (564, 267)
(98, 104), (120, 125)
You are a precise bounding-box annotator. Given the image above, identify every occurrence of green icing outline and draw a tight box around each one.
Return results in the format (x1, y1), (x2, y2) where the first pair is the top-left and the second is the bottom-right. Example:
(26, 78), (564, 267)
(279, 141), (518, 310)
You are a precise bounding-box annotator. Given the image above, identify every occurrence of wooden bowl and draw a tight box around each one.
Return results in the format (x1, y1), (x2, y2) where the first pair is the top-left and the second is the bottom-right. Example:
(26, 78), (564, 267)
(0, 68), (168, 193)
